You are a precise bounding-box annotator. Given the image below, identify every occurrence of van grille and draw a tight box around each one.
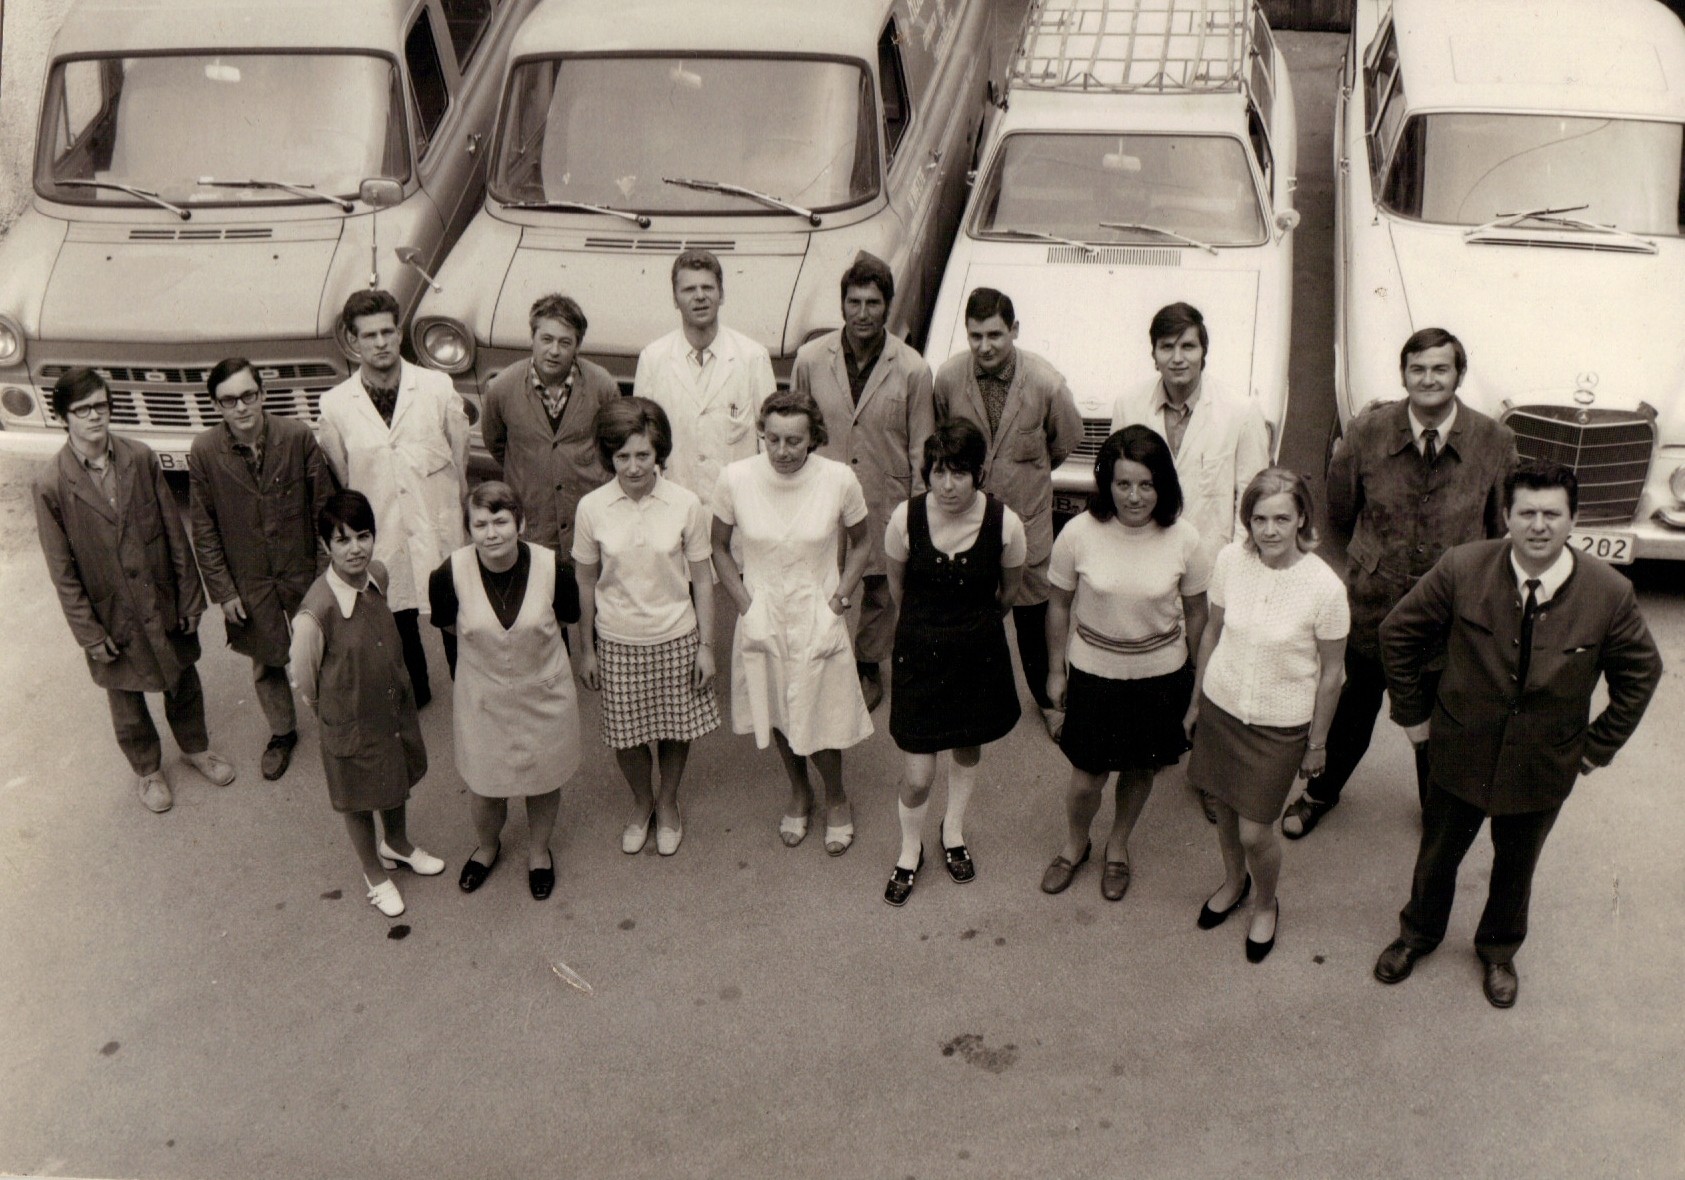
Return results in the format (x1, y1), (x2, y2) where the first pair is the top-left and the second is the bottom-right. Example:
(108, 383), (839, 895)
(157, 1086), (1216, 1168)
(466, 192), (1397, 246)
(1503, 405), (1654, 523)
(1070, 416), (1113, 464)
(127, 227), (276, 242)
(39, 359), (342, 432)
(582, 236), (737, 252)
(1046, 246), (1181, 265)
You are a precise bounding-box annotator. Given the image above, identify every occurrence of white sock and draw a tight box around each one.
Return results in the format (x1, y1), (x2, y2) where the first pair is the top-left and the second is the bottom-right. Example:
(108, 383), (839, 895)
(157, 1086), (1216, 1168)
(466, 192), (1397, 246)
(944, 759), (977, 848)
(897, 798), (927, 870)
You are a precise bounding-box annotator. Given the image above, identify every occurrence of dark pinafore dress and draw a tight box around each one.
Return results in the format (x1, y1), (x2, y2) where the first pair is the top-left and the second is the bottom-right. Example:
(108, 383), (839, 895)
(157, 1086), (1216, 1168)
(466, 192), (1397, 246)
(889, 494), (1021, 753)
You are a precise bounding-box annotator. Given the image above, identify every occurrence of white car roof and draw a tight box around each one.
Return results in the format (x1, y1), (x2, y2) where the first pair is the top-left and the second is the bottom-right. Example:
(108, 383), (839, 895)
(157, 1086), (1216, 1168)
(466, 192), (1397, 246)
(511, 0), (891, 61)
(1392, 0), (1685, 120)
(1002, 86), (1251, 135)
(51, 0), (414, 56)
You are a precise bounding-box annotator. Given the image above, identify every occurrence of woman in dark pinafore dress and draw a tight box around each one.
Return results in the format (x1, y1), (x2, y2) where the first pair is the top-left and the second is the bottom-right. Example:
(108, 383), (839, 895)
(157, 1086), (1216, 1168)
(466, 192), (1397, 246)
(881, 421), (1025, 906)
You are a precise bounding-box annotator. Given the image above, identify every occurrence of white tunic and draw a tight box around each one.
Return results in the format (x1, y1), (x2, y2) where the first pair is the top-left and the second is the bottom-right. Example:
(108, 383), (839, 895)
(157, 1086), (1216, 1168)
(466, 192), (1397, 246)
(633, 324), (774, 506)
(712, 453), (873, 755)
(449, 544), (580, 797)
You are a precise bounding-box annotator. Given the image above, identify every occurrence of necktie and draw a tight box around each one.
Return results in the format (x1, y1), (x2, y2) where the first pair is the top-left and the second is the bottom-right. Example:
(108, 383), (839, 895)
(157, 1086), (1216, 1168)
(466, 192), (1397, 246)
(1422, 427), (1439, 467)
(1516, 577), (1541, 689)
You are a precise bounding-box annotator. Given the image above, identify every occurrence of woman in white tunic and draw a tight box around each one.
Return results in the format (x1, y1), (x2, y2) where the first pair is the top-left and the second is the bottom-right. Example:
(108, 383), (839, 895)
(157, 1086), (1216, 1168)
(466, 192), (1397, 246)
(712, 390), (874, 855)
(428, 482), (581, 900)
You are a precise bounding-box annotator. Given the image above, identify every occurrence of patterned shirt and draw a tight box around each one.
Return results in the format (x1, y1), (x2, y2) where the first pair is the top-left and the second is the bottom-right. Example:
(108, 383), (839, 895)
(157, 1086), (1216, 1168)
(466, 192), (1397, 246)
(975, 352), (1017, 437)
(360, 374), (399, 426)
(529, 359), (577, 433)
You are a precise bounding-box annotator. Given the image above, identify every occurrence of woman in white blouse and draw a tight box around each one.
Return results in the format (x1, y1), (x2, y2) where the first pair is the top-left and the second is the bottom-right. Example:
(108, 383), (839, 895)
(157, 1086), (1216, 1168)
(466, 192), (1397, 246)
(1185, 468), (1349, 962)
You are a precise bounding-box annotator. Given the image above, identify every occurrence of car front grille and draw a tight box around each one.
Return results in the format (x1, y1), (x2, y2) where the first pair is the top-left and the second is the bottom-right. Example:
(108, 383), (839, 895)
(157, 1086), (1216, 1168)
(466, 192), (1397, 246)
(1070, 416), (1113, 464)
(1503, 405), (1654, 524)
(38, 359), (344, 432)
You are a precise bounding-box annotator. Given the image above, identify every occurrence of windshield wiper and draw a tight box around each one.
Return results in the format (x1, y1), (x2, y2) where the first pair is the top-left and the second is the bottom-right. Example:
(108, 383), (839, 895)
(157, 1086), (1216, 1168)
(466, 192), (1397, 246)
(1463, 204), (1589, 237)
(1463, 204), (1657, 253)
(1099, 220), (1219, 255)
(55, 179), (190, 220)
(196, 177), (355, 212)
(500, 198), (651, 228)
(988, 227), (1100, 254)
(663, 177), (820, 226)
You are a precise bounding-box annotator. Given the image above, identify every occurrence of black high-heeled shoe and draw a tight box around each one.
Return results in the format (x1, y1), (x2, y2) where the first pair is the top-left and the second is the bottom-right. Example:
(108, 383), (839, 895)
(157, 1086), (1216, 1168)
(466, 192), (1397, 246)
(1245, 899), (1279, 963)
(1196, 874), (1251, 929)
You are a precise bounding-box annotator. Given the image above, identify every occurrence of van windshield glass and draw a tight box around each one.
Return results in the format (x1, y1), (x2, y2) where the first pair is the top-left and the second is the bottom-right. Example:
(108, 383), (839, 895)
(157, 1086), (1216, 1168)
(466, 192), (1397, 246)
(492, 56), (878, 213)
(1381, 114), (1685, 236)
(972, 133), (1267, 246)
(37, 53), (408, 206)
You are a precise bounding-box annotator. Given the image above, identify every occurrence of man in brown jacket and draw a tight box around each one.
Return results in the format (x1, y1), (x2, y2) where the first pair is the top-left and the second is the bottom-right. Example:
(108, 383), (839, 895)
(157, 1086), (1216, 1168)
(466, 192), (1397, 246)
(794, 253), (934, 710)
(479, 293), (620, 556)
(1373, 462), (1661, 1007)
(189, 358), (336, 779)
(932, 287), (1082, 734)
(34, 368), (235, 813)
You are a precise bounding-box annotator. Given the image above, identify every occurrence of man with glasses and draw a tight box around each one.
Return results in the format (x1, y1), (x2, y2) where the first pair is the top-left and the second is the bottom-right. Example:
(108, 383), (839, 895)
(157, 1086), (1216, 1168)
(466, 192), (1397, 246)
(33, 367), (235, 812)
(188, 358), (337, 779)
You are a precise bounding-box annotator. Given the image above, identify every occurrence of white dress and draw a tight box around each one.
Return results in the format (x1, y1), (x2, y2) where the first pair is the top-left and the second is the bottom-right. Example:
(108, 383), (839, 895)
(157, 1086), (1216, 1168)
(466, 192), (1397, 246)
(713, 453), (874, 755)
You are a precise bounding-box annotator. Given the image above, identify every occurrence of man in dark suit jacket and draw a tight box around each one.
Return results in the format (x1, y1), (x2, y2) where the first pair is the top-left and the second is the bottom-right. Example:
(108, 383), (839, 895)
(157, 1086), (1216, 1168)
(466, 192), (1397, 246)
(1374, 461), (1661, 1008)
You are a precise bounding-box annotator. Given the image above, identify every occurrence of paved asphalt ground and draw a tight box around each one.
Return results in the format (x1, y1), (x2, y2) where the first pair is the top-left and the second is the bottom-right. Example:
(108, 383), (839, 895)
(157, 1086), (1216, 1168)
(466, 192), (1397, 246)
(2, 23), (1683, 1180)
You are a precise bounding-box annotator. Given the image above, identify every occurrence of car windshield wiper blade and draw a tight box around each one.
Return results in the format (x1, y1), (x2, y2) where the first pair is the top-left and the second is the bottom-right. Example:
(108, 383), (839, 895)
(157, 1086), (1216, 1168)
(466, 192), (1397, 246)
(55, 179), (190, 220)
(1463, 204), (1589, 237)
(989, 226), (1101, 254)
(195, 177), (355, 212)
(1464, 204), (1657, 253)
(663, 177), (820, 225)
(500, 198), (651, 228)
(1099, 220), (1219, 255)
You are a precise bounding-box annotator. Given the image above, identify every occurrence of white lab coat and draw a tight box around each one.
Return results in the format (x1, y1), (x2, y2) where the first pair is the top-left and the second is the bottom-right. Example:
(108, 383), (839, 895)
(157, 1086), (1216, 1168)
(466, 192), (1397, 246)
(633, 323), (775, 506)
(317, 361), (469, 612)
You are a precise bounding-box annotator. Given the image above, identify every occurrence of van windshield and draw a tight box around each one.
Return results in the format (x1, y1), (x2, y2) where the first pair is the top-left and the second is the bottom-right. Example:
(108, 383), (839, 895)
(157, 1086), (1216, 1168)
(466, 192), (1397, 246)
(492, 55), (878, 213)
(37, 53), (408, 207)
(1381, 114), (1685, 236)
(972, 133), (1267, 246)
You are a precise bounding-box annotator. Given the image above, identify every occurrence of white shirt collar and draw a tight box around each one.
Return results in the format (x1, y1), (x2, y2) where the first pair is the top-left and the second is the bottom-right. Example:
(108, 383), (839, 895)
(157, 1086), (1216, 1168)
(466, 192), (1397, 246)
(1150, 379), (1203, 417)
(1408, 402), (1457, 448)
(606, 473), (679, 506)
(1510, 545), (1574, 605)
(325, 564), (381, 618)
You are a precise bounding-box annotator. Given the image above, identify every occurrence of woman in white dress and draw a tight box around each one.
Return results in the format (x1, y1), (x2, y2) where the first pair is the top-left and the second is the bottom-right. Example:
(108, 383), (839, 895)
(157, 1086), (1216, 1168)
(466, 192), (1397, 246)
(711, 389), (874, 855)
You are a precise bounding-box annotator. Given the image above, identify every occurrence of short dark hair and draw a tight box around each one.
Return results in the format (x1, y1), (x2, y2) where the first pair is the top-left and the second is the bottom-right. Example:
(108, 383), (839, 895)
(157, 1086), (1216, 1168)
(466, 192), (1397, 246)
(1239, 467), (1320, 552)
(595, 396), (673, 470)
(317, 490), (377, 544)
(1399, 327), (1467, 380)
(51, 367), (108, 421)
(341, 288), (401, 336)
(529, 293), (588, 340)
(756, 388), (828, 449)
(671, 248), (724, 294)
(1504, 459), (1579, 516)
(920, 419), (987, 488)
(964, 287), (1015, 328)
(1088, 425), (1183, 527)
(839, 251), (894, 306)
(1148, 302), (1209, 362)
(467, 479), (524, 529)
(207, 357), (260, 400)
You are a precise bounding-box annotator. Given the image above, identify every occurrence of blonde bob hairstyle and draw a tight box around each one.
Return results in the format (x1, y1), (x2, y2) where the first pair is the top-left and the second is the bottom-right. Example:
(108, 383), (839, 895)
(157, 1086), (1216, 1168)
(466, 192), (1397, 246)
(1239, 467), (1319, 553)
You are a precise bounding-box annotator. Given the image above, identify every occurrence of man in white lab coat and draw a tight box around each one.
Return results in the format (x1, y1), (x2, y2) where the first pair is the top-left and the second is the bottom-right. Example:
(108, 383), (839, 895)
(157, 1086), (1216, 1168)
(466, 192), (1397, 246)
(316, 288), (469, 706)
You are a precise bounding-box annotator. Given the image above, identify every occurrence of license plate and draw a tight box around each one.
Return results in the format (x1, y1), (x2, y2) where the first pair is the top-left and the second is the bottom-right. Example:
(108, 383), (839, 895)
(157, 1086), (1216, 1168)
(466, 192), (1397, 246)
(1570, 529), (1635, 565)
(155, 449), (190, 471)
(1053, 492), (1088, 516)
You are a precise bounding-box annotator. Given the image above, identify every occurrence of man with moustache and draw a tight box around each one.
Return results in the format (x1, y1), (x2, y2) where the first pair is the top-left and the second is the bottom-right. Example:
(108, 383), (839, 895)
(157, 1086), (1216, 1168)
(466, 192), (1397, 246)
(793, 252), (934, 710)
(188, 358), (336, 779)
(316, 288), (469, 706)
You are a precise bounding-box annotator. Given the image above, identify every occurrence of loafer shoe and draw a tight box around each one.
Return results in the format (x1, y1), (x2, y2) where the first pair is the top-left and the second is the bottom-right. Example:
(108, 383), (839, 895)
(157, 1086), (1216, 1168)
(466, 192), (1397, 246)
(623, 811), (654, 854)
(1374, 938), (1427, 985)
(136, 772), (173, 813)
(459, 849), (498, 893)
(1482, 960), (1518, 1009)
(378, 841), (445, 875)
(528, 853), (555, 901)
(1282, 793), (1335, 840)
(1101, 859), (1132, 902)
(260, 731), (298, 781)
(182, 749), (236, 786)
(939, 822), (974, 884)
(364, 875), (405, 918)
(1039, 842), (1090, 894)
(656, 824), (683, 857)
(884, 849), (924, 907)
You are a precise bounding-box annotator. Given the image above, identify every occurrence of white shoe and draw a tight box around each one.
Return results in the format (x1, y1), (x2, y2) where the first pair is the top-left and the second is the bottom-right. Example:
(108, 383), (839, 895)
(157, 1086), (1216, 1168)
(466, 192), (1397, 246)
(378, 841), (445, 875)
(364, 875), (405, 917)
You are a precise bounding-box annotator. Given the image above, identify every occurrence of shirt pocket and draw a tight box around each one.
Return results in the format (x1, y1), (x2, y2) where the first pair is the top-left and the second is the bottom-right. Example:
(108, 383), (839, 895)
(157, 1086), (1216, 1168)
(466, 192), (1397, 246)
(407, 438), (455, 478)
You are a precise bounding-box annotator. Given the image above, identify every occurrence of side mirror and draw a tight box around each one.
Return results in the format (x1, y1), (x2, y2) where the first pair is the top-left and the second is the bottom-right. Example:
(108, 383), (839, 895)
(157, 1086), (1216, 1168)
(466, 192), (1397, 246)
(359, 177), (404, 209)
(395, 246), (443, 294)
(1275, 208), (1302, 239)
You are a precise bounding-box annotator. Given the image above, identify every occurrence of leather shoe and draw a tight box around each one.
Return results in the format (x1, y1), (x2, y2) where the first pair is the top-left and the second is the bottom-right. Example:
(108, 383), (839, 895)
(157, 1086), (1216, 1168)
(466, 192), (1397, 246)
(1282, 793), (1335, 840)
(260, 731), (298, 781)
(183, 749), (236, 787)
(1245, 900), (1279, 963)
(883, 848), (924, 907)
(459, 848), (498, 893)
(135, 772), (173, 813)
(1100, 859), (1132, 902)
(859, 666), (884, 712)
(939, 822), (974, 884)
(623, 811), (654, 854)
(1039, 842), (1090, 894)
(364, 875), (405, 917)
(1196, 874), (1251, 929)
(1374, 938), (1427, 984)
(378, 841), (445, 875)
(1482, 960), (1518, 1009)
(528, 852), (555, 901)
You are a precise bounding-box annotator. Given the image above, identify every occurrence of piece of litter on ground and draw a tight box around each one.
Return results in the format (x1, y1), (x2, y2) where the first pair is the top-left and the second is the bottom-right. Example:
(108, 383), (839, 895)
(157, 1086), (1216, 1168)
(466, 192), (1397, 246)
(551, 960), (594, 994)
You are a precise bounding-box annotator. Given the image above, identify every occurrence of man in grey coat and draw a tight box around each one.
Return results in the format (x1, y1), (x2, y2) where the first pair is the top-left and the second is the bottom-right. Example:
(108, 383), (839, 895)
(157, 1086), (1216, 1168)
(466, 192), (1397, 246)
(34, 368), (235, 812)
(189, 358), (336, 779)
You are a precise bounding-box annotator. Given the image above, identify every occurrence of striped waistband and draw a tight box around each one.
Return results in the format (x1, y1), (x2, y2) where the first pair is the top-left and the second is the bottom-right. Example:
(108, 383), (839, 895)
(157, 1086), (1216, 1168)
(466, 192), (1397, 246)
(1074, 619), (1182, 656)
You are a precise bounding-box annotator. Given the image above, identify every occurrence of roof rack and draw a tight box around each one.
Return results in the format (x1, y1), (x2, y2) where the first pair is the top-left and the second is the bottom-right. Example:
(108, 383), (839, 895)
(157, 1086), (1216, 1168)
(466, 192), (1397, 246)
(1008, 0), (1251, 95)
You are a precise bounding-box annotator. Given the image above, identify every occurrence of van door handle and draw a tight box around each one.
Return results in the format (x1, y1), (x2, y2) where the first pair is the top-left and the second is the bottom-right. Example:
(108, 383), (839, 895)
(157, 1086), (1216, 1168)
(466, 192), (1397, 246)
(924, 148), (942, 171)
(467, 133), (483, 157)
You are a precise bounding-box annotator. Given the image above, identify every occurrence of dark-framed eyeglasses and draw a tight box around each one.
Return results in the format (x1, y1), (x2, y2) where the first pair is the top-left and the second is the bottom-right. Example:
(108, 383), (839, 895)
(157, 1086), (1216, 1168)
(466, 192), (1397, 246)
(214, 389), (262, 409)
(67, 400), (111, 419)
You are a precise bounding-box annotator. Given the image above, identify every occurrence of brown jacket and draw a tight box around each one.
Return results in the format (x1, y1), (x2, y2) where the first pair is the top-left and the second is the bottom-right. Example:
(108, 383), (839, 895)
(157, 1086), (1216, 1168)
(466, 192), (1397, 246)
(480, 358), (620, 550)
(1381, 540), (1661, 814)
(34, 436), (206, 691)
(188, 414), (336, 666)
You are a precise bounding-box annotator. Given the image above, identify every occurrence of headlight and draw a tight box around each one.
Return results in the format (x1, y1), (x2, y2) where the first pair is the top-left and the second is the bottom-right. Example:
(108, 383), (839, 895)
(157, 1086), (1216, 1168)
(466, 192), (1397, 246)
(0, 316), (23, 365)
(418, 320), (474, 374)
(1670, 464), (1685, 503)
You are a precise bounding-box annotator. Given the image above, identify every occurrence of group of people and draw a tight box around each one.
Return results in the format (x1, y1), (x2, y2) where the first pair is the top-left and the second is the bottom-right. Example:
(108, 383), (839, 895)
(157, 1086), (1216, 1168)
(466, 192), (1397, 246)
(32, 247), (1662, 1008)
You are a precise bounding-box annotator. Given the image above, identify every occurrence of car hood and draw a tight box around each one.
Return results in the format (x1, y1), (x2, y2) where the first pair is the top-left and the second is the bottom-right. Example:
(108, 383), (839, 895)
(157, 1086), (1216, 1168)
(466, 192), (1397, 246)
(1392, 225), (1685, 410)
(932, 255), (1260, 417)
(37, 224), (341, 342)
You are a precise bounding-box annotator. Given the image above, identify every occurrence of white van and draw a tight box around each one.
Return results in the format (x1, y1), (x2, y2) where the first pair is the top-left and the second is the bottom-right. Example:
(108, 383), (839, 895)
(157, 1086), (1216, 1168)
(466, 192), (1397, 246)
(409, 0), (992, 403)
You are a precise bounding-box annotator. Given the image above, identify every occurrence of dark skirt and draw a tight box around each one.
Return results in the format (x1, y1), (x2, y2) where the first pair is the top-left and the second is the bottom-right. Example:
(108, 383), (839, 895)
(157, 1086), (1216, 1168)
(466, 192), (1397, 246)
(1186, 693), (1309, 824)
(1059, 662), (1195, 774)
(890, 616), (1020, 754)
(598, 630), (721, 749)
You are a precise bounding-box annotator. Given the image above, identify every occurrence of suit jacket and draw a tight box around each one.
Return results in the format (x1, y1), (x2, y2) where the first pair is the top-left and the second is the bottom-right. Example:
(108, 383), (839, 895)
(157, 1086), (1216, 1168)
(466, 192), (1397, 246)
(188, 414), (336, 666)
(1380, 539), (1662, 815)
(931, 348), (1082, 570)
(1326, 397), (1515, 658)
(633, 323), (774, 505)
(794, 331), (934, 573)
(480, 357), (620, 551)
(34, 436), (206, 692)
